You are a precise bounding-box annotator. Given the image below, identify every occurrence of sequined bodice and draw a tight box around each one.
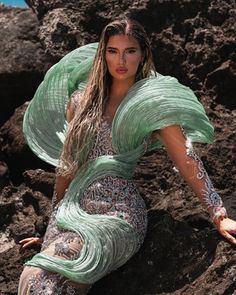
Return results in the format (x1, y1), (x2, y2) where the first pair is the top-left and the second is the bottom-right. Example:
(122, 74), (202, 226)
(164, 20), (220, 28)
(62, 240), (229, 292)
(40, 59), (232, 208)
(79, 119), (148, 245)
(88, 119), (114, 159)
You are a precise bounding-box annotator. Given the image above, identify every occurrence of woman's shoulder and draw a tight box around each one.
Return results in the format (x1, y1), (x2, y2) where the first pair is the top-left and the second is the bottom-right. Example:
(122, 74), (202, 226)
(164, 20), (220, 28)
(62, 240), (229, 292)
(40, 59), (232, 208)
(70, 90), (84, 111)
(66, 90), (84, 122)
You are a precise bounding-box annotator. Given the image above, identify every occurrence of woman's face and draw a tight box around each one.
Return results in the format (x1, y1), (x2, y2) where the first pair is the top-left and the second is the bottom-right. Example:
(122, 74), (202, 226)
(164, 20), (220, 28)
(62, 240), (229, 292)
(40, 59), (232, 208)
(105, 34), (143, 85)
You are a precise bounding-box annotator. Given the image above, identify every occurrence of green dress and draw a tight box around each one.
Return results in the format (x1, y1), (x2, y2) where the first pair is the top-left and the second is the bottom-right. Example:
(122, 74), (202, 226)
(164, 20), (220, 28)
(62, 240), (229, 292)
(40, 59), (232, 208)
(22, 42), (214, 286)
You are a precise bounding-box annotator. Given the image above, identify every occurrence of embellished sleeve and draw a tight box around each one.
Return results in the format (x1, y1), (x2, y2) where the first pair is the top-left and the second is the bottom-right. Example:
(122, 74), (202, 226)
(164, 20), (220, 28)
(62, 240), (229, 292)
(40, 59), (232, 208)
(70, 90), (82, 111)
(65, 90), (84, 122)
(157, 125), (227, 223)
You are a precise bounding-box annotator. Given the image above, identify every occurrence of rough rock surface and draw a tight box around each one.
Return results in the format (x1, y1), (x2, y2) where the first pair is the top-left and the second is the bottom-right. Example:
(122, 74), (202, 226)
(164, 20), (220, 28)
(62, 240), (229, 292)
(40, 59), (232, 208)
(0, 0), (236, 294)
(0, 4), (53, 126)
(25, 0), (236, 111)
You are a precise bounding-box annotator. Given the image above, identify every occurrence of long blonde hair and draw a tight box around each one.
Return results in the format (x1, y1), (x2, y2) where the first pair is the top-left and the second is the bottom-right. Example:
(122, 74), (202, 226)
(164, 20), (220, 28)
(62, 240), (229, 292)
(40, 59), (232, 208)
(58, 18), (156, 177)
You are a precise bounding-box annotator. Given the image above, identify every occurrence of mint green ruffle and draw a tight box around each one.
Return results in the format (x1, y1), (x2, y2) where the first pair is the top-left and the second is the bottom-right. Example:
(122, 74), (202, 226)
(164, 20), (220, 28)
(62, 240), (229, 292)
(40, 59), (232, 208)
(23, 42), (214, 284)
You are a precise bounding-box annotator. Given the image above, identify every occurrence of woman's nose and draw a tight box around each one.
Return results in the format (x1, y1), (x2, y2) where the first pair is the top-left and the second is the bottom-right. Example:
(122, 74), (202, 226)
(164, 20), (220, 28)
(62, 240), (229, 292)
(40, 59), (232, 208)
(119, 52), (126, 65)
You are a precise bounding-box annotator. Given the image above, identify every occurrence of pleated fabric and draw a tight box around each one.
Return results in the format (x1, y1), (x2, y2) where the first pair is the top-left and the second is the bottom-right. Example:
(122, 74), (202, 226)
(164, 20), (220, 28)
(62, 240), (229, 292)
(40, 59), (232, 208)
(23, 42), (98, 166)
(23, 42), (214, 284)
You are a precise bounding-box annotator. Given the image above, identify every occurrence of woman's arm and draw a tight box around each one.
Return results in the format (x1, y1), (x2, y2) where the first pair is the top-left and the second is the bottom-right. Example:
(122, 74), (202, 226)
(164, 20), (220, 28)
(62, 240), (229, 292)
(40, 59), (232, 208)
(65, 89), (83, 122)
(52, 174), (73, 205)
(53, 92), (78, 205)
(153, 125), (236, 244)
(20, 173), (72, 248)
(20, 93), (79, 248)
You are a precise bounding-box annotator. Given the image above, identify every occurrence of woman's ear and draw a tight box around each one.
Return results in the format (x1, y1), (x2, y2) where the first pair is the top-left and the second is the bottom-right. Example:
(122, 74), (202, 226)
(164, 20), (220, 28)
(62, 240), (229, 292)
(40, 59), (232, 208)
(140, 52), (146, 65)
(139, 57), (144, 68)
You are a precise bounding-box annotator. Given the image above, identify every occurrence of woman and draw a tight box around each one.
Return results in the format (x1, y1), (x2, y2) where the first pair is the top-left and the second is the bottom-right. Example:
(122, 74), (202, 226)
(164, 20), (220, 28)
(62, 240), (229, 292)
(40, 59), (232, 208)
(19, 18), (236, 294)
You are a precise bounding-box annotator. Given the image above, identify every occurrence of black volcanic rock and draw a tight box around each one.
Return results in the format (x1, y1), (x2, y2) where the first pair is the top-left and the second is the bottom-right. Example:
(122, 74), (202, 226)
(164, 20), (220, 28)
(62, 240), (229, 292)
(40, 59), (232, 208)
(0, 1), (236, 294)
(24, 0), (236, 110)
(0, 4), (53, 126)
(205, 60), (236, 109)
(0, 161), (10, 191)
(0, 103), (53, 184)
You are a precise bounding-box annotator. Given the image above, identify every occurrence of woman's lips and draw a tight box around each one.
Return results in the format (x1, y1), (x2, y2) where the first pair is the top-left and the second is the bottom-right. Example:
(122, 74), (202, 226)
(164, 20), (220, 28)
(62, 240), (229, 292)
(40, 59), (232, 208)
(116, 68), (128, 74)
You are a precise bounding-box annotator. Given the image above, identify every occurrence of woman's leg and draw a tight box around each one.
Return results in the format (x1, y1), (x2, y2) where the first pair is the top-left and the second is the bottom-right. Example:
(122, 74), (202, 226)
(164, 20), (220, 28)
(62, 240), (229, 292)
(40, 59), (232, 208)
(18, 233), (91, 295)
(18, 266), (91, 294)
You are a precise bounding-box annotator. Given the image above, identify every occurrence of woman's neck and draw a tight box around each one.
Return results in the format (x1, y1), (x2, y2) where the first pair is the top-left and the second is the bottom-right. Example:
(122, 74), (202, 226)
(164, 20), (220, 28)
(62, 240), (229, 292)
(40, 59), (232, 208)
(109, 79), (134, 102)
(103, 79), (135, 124)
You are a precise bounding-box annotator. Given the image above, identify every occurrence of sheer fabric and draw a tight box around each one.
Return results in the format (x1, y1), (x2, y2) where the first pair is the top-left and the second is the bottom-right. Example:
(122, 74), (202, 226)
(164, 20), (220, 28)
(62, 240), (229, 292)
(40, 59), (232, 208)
(18, 115), (147, 294)
(22, 42), (224, 285)
(156, 125), (227, 222)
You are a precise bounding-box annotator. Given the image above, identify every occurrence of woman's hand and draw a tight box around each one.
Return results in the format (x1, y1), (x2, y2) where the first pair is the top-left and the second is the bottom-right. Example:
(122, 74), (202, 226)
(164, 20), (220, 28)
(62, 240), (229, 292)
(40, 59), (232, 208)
(19, 237), (43, 248)
(214, 217), (236, 244)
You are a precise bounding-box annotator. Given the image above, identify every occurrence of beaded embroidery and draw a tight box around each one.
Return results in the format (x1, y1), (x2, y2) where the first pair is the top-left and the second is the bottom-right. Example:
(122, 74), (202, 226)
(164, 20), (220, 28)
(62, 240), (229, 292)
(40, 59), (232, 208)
(28, 271), (81, 295)
(27, 117), (148, 294)
(80, 118), (148, 246)
(185, 138), (227, 222)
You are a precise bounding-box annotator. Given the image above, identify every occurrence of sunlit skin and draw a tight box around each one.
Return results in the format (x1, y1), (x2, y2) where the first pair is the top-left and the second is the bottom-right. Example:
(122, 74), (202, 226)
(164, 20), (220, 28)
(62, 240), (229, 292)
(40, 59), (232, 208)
(104, 34), (236, 244)
(103, 34), (143, 122)
(105, 34), (143, 85)
(19, 34), (236, 250)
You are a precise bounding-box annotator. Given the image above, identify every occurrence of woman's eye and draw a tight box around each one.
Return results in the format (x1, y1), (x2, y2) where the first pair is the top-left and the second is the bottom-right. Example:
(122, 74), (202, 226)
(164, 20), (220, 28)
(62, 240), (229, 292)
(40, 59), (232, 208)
(127, 49), (136, 54)
(107, 49), (117, 54)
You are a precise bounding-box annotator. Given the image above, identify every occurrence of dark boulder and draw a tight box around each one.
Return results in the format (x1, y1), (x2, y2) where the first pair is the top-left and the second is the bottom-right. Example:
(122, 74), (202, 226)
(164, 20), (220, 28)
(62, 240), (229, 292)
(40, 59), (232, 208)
(0, 4), (53, 126)
(0, 1), (235, 294)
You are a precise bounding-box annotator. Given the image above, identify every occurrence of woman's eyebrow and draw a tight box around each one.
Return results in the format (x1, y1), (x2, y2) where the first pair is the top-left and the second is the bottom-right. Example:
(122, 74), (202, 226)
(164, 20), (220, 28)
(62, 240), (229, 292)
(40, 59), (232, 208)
(106, 46), (138, 50)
